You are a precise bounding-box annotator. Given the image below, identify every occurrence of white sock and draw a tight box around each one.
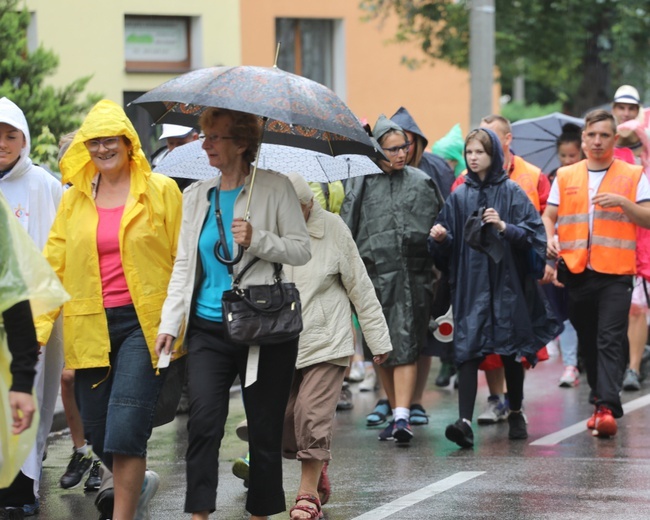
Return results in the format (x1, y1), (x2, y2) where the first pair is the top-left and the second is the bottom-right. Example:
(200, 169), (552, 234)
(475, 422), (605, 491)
(462, 418), (472, 427)
(76, 442), (91, 456)
(394, 407), (410, 422)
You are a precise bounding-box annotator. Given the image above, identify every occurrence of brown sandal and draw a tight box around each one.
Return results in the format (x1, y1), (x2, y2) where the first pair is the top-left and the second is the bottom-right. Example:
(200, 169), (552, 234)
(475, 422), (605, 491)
(289, 494), (323, 519)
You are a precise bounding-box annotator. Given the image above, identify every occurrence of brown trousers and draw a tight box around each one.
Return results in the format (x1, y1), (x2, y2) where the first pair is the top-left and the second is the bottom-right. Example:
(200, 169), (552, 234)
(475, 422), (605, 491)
(282, 362), (346, 461)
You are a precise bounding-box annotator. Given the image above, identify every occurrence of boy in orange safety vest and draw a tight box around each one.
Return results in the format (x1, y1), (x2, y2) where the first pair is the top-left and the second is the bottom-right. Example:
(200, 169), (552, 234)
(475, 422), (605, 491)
(542, 109), (650, 438)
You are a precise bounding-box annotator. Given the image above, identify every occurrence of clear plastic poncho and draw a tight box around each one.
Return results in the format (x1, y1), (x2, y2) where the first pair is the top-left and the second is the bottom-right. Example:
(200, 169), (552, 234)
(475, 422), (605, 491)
(0, 193), (69, 487)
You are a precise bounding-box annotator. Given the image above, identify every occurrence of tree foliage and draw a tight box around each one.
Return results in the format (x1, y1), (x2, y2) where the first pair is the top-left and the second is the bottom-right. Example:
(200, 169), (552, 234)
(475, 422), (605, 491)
(360, 0), (650, 115)
(0, 0), (99, 170)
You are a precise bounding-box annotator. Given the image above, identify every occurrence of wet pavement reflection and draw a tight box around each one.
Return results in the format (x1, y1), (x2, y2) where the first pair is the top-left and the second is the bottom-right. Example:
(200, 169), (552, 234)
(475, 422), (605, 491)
(37, 356), (650, 519)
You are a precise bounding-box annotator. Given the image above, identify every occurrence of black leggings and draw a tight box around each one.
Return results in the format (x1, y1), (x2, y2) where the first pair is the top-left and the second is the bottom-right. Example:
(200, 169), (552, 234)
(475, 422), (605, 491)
(457, 354), (525, 421)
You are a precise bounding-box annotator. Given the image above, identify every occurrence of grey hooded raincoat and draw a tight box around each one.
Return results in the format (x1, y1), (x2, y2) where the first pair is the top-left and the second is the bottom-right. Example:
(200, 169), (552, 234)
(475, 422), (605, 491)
(341, 116), (444, 366)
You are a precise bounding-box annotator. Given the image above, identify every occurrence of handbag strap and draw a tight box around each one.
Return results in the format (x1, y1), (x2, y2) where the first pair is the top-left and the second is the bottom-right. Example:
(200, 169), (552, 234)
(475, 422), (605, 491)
(232, 258), (283, 289)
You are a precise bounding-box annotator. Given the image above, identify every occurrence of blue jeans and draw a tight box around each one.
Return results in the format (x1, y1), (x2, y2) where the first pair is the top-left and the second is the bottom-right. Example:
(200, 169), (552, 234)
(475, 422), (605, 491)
(559, 319), (578, 367)
(75, 304), (164, 469)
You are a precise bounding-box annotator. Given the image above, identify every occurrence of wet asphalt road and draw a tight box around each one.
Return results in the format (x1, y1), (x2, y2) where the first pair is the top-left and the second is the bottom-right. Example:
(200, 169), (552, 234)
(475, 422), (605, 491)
(38, 354), (650, 519)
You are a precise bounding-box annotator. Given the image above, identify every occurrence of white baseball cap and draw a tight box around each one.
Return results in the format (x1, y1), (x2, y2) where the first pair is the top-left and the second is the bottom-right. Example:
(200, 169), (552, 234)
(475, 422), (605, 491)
(613, 85), (641, 106)
(159, 124), (196, 140)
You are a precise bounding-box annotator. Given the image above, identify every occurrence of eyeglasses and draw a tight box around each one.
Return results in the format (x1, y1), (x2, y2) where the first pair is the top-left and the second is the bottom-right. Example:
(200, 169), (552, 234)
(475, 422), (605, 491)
(201, 134), (237, 144)
(85, 137), (121, 152)
(382, 142), (411, 156)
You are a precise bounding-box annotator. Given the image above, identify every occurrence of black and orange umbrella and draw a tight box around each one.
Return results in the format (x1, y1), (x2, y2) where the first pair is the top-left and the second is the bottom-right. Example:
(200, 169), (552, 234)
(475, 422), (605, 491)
(131, 65), (382, 159)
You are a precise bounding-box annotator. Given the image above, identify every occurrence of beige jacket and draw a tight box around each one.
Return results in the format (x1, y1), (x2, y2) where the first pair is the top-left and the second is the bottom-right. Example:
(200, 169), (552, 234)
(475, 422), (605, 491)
(285, 203), (392, 369)
(158, 168), (311, 338)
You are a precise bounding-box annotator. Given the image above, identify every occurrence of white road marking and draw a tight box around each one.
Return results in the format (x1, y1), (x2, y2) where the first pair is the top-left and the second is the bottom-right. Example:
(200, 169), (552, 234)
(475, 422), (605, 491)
(349, 471), (485, 520)
(531, 392), (650, 446)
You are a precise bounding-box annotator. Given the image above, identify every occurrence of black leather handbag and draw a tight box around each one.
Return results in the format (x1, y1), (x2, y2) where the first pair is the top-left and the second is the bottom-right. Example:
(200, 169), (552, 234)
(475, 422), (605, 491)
(222, 258), (303, 345)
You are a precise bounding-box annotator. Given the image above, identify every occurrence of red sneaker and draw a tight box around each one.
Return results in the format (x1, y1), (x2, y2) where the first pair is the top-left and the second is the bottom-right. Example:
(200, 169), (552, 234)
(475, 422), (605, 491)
(586, 408), (597, 430)
(593, 406), (617, 437)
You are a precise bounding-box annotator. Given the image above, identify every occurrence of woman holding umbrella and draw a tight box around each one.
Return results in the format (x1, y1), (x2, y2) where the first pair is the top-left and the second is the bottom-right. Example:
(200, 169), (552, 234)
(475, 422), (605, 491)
(156, 107), (311, 519)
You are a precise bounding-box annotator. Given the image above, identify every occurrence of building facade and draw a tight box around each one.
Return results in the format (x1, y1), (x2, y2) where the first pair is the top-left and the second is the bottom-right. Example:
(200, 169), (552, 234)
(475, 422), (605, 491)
(24, 0), (478, 158)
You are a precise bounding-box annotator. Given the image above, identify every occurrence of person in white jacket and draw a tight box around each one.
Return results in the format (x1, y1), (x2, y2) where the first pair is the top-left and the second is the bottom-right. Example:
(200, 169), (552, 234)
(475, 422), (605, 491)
(282, 173), (392, 520)
(0, 97), (63, 515)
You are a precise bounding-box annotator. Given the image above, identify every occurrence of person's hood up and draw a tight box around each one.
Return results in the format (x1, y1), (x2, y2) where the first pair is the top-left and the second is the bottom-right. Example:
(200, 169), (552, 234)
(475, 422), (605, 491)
(465, 127), (506, 186)
(60, 99), (150, 193)
(0, 97), (32, 180)
(433, 124), (466, 177)
(372, 114), (405, 144)
(390, 106), (428, 148)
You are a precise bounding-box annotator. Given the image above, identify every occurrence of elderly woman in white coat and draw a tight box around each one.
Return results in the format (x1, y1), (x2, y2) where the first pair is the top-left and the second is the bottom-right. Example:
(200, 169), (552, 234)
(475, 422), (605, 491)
(282, 174), (392, 520)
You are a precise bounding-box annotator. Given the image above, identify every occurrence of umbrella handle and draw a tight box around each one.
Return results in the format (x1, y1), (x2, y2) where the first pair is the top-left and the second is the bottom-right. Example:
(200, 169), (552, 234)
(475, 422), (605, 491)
(214, 240), (244, 266)
(244, 118), (268, 221)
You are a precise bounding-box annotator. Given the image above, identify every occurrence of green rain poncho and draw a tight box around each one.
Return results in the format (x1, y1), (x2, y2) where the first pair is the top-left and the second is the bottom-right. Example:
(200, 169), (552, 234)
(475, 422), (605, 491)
(433, 124), (466, 177)
(0, 194), (68, 486)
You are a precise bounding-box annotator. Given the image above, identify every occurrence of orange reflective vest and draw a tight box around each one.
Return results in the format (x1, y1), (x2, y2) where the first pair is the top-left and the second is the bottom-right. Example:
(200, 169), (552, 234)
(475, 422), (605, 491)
(556, 159), (642, 275)
(510, 155), (541, 211)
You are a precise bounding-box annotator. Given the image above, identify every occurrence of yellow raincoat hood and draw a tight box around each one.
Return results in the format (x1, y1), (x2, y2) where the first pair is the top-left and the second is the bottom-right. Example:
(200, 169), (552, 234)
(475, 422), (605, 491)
(60, 99), (151, 192)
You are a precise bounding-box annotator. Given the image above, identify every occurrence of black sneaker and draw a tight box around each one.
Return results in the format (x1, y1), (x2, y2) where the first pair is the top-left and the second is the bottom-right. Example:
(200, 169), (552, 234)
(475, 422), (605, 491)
(84, 460), (102, 492)
(508, 411), (528, 440)
(378, 420), (395, 441)
(60, 449), (93, 489)
(0, 508), (24, 519)
(445, 419), (474, 448)
(392, 419), (414, 444)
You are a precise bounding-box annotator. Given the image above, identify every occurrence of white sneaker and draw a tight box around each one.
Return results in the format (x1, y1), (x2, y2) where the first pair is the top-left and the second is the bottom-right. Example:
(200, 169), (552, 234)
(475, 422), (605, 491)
(477, 396), (509, 424)
(134, 470), (160, 520)
(348, 360), (365, 382)
(359, 369), (378, 392)
(558, 366), (580, 388)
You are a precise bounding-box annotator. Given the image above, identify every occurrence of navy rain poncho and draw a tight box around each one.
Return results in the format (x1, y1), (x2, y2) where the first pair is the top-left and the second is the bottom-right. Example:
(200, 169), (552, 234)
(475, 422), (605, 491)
(428, 128), (560, 366)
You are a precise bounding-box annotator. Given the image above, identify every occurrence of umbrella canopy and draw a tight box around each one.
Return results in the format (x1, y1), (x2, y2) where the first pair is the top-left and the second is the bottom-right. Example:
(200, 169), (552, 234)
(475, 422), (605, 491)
(153, 140), (216, 180)
(132, 66), (382, 159)
(153, 139), (383, 183)
(511, 112), (584, 172)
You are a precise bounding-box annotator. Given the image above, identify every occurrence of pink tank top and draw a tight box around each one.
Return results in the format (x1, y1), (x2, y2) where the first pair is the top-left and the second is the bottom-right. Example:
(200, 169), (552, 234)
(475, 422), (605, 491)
(96, 205), (132, 308)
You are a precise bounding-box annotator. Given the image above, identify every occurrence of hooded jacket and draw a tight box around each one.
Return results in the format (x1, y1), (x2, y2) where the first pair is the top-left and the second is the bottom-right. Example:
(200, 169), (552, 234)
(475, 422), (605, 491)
(390, 106), (455, 199)
(285, 202), (392, 369)
(35, 100), (183, 370)
(0, 97), (62, 249)
(428, 128), (560, 365)
(341, 115), (443, 366)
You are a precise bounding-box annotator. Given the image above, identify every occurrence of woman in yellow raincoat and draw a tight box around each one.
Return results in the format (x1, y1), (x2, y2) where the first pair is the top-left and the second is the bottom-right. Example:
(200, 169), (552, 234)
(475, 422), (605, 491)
(36, 100), (182, 519)
(0, 193), (68, 490)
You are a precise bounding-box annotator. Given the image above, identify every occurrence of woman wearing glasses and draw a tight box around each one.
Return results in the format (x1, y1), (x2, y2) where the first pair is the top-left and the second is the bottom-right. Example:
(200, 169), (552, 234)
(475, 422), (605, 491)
(340, 115), (443, 444)
(156, 107), (310, 520)
(36, 99), (182, 519)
